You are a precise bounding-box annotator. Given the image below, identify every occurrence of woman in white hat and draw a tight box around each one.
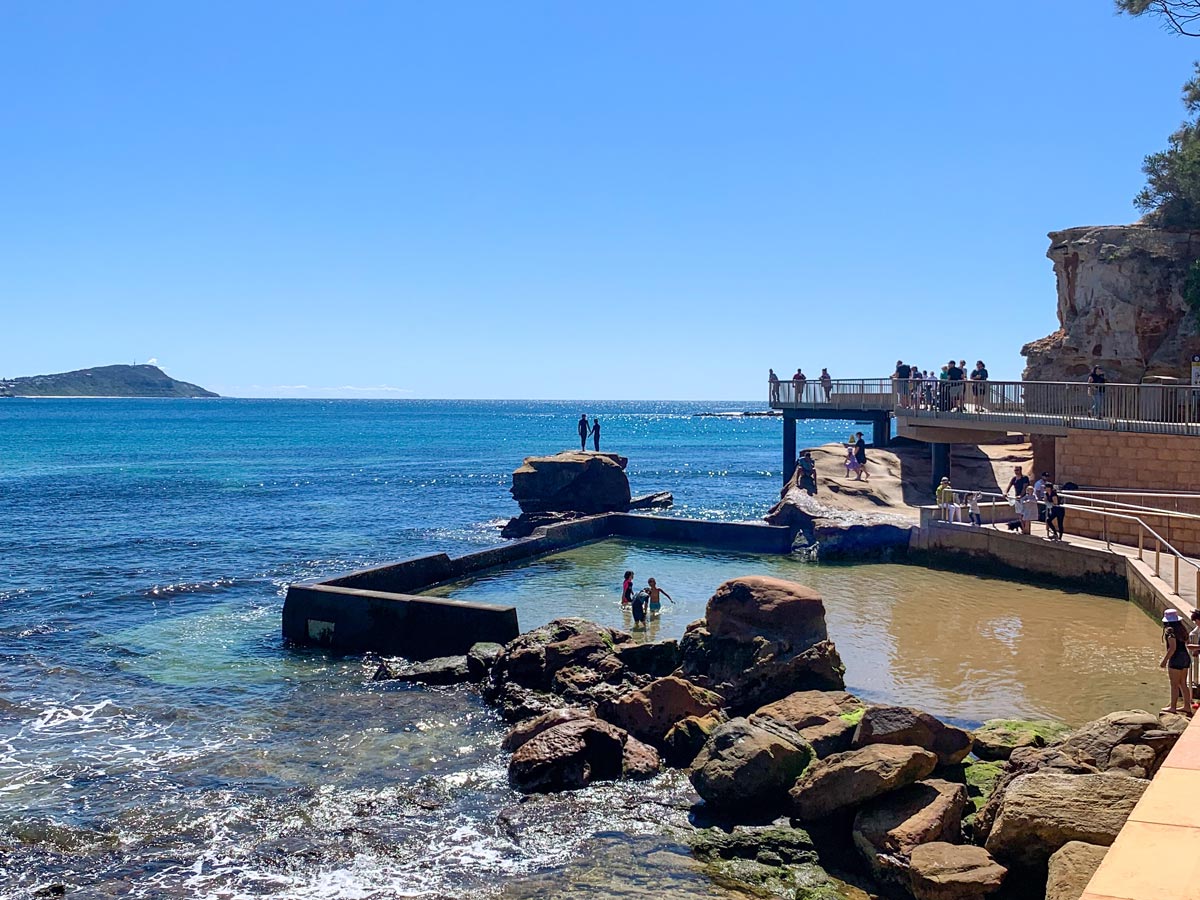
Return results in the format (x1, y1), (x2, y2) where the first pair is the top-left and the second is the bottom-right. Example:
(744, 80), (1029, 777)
(1159, 609), (1194, 717)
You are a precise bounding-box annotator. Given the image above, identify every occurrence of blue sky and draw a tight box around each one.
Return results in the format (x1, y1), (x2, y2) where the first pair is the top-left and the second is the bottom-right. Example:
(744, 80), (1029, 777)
(1, 3), (1196, 399)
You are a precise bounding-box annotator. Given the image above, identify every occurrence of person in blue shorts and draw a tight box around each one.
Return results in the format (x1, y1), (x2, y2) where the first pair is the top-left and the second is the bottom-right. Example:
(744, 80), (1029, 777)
(646, 577), (674, 616)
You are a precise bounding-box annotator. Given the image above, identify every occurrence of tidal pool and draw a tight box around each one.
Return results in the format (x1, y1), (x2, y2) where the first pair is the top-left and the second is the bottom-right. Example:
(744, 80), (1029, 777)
(425, 539), (1165, 726)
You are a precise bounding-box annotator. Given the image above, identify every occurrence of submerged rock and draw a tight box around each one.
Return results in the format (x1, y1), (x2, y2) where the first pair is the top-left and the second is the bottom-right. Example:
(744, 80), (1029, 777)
(689, 820), (819, 866)
(372, 655), (471, 686)
(907, 843), (1006, 900)
(689, 717), (814, 814)
(790, 745), (938, 822)
(971, 719), (1071, 761)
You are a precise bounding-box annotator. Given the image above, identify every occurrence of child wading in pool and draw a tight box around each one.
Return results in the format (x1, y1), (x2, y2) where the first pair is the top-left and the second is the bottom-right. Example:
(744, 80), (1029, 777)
(646, 577), (674, 616)
(620, 570), (635, 607)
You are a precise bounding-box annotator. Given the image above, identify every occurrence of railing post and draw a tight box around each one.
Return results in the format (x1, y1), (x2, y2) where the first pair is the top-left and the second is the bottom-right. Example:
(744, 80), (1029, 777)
(1103, 515), (1108, 547)
(1156, 540), (1161, 577)
(1138, 528), (1144, 561)
(1175, 554), (1181, 595)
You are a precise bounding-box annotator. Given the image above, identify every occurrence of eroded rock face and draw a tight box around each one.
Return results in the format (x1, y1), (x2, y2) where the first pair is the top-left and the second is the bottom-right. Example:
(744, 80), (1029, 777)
(661, 710), (728, 768)
(1022, 224), (1200, 382)
(983, 772), (1147, 867)
(1045, 841), (1108, 900)
(510, 451), (632, 514)
(852, 779), (968, 886)
(749, 690), (865, 758)
(853, 706), (974, 767)
(689, 717), (814, 814)
(680, 578), (845, 712)
(507, 717), (628, 793)
(790, 744), (938, 822)
(908, 843), (1007, 900)
(595, 675), (723, 746)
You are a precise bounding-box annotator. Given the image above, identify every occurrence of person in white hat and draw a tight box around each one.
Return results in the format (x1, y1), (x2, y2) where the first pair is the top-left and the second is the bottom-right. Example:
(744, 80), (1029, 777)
(1160, 609), (1194, 718)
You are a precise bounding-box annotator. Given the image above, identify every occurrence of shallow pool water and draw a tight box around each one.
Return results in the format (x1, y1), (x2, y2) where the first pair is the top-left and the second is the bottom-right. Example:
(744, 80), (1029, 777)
(424, 539), (1164, 726)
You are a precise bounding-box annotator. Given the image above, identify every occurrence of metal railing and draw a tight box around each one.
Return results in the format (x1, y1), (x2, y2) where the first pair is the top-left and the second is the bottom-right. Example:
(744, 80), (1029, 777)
(768, 377), (1200, 436)
(935, 488), (1200, 602)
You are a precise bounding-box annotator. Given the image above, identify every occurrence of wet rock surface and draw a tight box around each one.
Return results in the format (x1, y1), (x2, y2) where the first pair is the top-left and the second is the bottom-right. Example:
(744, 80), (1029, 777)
(689, 717), (814, 814)
(852, 779), (968, 885)
(790, 745), (939, 822)
(852, 705), (974, 767)
(508, 716), (629, 793)
(907, 843), (1006, 900)
(372, 654), (471, 685)
(970, 719), (1071, 761)
(596, 675), (723, 746)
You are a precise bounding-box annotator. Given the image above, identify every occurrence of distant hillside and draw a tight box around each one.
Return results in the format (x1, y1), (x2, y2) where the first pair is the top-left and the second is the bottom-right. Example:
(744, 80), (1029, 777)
(0, 365), (219, 398)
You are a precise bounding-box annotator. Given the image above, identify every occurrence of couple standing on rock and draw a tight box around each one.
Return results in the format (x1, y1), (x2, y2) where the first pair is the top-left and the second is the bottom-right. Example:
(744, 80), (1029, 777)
(577, 414), (601, 451)
(621, 570), (673, 628)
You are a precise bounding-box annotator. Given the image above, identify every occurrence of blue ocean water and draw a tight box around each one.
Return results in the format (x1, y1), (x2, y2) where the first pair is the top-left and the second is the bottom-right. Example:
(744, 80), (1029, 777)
(0, 398), (858, 898)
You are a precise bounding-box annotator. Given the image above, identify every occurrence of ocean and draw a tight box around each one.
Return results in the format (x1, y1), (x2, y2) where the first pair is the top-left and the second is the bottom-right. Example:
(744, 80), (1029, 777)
(0, 399), (1161, 898)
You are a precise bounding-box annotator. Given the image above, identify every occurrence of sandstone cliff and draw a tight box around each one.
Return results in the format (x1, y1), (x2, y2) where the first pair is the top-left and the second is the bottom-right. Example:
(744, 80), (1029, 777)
(1021, 225), (1200, 382)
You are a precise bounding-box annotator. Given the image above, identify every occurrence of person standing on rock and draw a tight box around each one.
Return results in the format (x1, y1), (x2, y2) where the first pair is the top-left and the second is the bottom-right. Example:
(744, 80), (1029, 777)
(590, 418), (601, 452)
(578, 414), (589, 451)
(1160, 610), (1194, 718)
(853, 432), (870, 482)
(797, 450), (817, 496)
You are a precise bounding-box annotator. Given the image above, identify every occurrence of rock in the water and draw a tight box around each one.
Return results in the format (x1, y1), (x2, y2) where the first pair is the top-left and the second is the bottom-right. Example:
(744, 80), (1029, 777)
(705, 576), (830, 645)
(500, 510), (593, 538)
(1022, 225), (1200, 383)
(501, 707), (593, 753)
(507, 717), (627, 793)
(596, 675), (723, 745)
(510, 451), (632, 514)
(971, 719), (1071, 761)
(466, 641), (505, 681)
(983, 772), (1147, 867)
(627, 490), (674, 510)
(812, 522), (915, 560)
(907, 843), (1006, 900)
(621, 736), (661, 780)
(750, 690), (865, 758)
(690, 718), (814, 814)
(790, 745), (938, 821)
(689, 821), (818, 865)
(1045, 841), (1108, 900)
(680, 578), (845, 712)
(661, 710), (728, 768)
(852, 779), (968, 884)
(615, 639), (681, 678)
(852, 706), (973, 767)
(372, 655), (471, 685)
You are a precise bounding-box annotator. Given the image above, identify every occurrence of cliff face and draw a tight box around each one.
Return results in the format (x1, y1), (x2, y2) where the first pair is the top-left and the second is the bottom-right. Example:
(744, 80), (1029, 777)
(1, 364), (218, 398)
(1021, 225), (1200, 382)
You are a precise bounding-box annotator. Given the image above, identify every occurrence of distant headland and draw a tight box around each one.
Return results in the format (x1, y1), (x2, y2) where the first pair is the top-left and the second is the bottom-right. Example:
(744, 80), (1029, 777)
(0, 365), (218, 398)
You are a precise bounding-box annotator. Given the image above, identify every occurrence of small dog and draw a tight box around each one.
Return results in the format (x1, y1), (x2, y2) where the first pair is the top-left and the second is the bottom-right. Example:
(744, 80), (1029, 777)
(1004, 519), (1023, 532)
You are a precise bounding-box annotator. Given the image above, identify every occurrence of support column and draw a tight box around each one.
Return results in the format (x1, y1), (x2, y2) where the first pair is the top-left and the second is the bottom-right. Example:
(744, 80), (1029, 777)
(873, 413), (890, 448)
(783, 413), (797, 485)
(931, 442), (950, 494)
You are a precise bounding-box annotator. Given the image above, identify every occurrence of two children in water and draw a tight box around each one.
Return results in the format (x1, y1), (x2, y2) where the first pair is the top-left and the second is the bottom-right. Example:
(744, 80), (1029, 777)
(620, 570), (673, 627)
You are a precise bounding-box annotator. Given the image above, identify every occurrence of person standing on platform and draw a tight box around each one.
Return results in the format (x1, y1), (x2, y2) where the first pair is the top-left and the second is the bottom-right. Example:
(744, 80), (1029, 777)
(792, 368), (807, 402)
(769, 369), (781, 403)
(1160, 609), (1194, 718)
(591, 418), (601, 452)
(578, 414), (590, 451)
(819, 368), (832, 403)
(893, 360), (912, 408)
(1088, 366), (1106, 417)
(1005, 466), (1030, 499)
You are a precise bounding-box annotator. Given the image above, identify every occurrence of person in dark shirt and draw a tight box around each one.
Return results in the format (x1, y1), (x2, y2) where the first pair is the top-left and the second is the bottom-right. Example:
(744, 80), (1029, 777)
(894, 360), (912, 408)
(1087, 366), (1106, 417)
(578, 414), (590, 451)
(970, 360), (988, 411)
(1005, 466), (1030, 499)
(591, 418), (601, 451)
(946, 359), (965, 412)
(853, 432), (870, 482)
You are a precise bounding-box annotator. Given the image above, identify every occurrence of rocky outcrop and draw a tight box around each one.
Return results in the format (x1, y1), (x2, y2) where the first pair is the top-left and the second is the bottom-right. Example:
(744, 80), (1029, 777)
(596, 675), (723, 746)
(908, 843), (1007, 900)
(790, 745), (939, 821)
(680, 577), (845, 712)
(372, 654), (471, 685)
(983, 772), (1147, 867)
(511, 451), (632, 514)
(1022, 224), (1200, 382)
(661, 710), (727, 768)
(1045, 841), (1108, 900)
(689, 717), (814, 813)
(970, 719), (1071, 762)
(750, 690), (866, 758)
(853, 706), (974, 767)
(852, 779), (969, 886)
(506, 714), (660, 793)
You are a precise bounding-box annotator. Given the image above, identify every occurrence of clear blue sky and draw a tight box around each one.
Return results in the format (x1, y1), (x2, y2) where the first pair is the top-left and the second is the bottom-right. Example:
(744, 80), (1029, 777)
(2, 3), (1196, 399)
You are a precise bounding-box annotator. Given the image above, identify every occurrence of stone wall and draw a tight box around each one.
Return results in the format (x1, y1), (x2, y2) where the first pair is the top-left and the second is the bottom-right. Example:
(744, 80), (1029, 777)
(1022, 224), (1200, 382)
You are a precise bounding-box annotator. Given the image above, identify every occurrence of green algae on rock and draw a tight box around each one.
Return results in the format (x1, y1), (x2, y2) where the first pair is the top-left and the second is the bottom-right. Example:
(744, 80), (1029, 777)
(971, 720), (1071, 761)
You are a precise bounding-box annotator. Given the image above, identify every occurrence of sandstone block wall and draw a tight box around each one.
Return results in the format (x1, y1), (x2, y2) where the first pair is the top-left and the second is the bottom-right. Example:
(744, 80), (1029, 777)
(1054, 430), (1200, 556)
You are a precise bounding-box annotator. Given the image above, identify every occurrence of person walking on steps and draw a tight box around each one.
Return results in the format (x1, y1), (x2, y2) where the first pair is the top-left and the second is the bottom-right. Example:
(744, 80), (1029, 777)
(578, 414), (589, 451)
(591, 418), (601, 452)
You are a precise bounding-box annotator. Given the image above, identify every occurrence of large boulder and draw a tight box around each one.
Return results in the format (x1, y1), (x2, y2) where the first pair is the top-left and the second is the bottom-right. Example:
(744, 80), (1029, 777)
(681, 578), (845, 712)
(661, 710), (728, 768)
(510, 451), (631, 514)
(750, 690), (866, 758)
(852, 706), (974, 767)
(507, 716), (627, 793)
(501, 707), (593, 753)
(615, 639), (681, 678)
(1045, 841), (1108, 900)
(689, 717), (814, 814)
(971, 719), (1071, 762)
(790, 745), (938, 821)
(983, 772), (1147, 867)
(852, 779), (968, 884)
(907, 843), (1007, 900)
(596, 675), (723, 746)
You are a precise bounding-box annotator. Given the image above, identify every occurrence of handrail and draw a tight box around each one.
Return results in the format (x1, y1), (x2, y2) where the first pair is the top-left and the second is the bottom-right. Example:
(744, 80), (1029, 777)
(941, 488), (1200, 601)
(1060, 492), (1200, 525)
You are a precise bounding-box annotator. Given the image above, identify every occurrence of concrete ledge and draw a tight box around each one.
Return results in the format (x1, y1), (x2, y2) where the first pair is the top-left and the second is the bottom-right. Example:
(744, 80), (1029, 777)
(609, 513), (794, 553)
(282, 583), (519, 657)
